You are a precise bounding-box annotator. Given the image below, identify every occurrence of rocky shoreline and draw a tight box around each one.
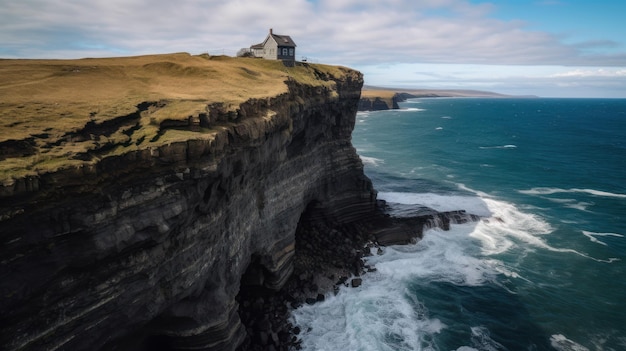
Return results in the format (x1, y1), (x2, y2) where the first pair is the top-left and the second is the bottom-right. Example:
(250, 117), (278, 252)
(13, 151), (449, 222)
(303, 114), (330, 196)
(236, 202), (482, 351)
(236, 212), (375, 351)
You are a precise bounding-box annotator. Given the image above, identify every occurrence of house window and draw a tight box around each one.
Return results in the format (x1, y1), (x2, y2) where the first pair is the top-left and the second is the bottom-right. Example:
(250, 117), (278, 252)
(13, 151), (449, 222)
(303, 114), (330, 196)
(282, 48), (288, 56)
(289, 48), (294, 56)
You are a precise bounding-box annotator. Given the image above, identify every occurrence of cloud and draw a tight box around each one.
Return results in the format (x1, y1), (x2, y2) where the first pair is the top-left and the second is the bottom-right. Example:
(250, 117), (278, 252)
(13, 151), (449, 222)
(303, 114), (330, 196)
(2, 0), (625, 68)
(357, 62), (626, 97)
(550, 68), (626, 78)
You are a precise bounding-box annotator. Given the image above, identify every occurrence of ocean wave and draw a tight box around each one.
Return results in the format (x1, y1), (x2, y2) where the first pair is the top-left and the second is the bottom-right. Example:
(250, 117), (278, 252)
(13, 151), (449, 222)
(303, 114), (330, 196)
(564, 202), (593, 211)
(550, 334), (590, 351)
(543, 197), (593, 211)
(519, 187), (626, 199)
(582, 230), (624, 246)
(470, 326), (505, 351)
(456, 185), (620, 262)
(291, 262), (443, 351)
(441, 116), (453, 119)
(359, 155), (384, 167)
(377, 192), (491, 217)
(435, 127), (443, 130)
(379, 189), (556, 256)
(470, 197), (553, 255)
(400, 107), (426, 112)
(478, 145), (517, 149)
(367, 224), (498, 286)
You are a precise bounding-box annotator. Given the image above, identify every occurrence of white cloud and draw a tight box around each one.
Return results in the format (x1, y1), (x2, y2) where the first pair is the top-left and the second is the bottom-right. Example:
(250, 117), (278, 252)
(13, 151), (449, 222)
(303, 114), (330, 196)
(358, 63), (626, 97)
(2, 0), (625, 68)
(550, 69), (626, 78)
(1, 0), (625, 97)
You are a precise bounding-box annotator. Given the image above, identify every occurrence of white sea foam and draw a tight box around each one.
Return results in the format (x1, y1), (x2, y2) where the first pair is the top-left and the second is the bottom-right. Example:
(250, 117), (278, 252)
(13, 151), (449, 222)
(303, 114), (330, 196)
(291, 267), (443, 351)
(292, 196), (501, 350)
(292, 188), (619, 350)
(541, 197), (593, 211)
(441, 116), (453, 119)
(470, 326), (505, 351)
(459, 185), (621, 262)
(550, 334), (590, 351)
(377, 192), (491, 217)
(359, 155), (384, 167)
(582, 230), (624, 246)
(564, 201), (593, 211)
(468, 197), (553, 255)
(401, 107), (426, 112)
(435, 127), (443, 130)
(519, 187), (626, 199)
(367, 225), (498, 286)
(479, 145), (517, 149)
(378, 190), (565, 256)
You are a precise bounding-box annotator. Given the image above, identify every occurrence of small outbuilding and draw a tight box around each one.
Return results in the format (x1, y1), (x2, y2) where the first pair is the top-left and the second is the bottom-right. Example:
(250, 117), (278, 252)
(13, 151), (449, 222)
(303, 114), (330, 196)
(250, 29), (297, 65)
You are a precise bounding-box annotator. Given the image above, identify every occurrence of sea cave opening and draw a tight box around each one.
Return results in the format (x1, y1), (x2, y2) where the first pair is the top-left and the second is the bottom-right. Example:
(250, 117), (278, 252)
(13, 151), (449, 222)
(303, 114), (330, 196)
(235, 199), (369, 350)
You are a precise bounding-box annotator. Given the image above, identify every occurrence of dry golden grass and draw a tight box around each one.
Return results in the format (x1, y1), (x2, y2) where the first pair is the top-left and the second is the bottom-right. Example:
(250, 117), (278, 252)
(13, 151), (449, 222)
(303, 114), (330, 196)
(0, 53), (349, 182)
(359, 89), (397, 100)
(359, 89), (396, 108)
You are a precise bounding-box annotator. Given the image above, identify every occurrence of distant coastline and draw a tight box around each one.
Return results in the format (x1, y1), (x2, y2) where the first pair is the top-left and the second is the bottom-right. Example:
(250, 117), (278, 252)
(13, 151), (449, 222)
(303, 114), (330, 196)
(359, 85), (536, 111)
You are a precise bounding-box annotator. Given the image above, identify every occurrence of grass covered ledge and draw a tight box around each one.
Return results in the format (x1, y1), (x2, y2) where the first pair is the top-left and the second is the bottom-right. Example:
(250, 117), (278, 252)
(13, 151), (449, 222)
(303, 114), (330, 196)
(0, 53), (354, 183)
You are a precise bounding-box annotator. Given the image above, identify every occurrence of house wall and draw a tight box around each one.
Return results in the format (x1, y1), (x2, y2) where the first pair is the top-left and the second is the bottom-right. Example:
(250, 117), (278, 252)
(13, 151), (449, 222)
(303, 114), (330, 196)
(255, 36), (296, 62)
(276, 46), (295, 61)
(262, 39), (278, 60)
(252, 47), (265, 57)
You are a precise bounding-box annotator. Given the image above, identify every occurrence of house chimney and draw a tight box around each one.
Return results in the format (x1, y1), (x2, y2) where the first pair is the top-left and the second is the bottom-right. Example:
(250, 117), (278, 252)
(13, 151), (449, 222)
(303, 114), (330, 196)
(270, 28), (273, 35)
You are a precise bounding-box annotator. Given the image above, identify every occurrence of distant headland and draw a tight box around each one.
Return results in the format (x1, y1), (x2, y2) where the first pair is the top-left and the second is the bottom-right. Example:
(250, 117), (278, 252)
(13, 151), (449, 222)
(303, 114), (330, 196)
(359, 85), (536, 111)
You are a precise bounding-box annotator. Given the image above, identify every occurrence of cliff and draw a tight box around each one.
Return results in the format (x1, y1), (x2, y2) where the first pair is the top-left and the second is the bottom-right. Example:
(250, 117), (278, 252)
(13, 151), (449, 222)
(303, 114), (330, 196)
(358, 90), (401, 111)
(0, 54), (377, 350)
(358, 91), (420, 111)
(358, 86), (512, 111)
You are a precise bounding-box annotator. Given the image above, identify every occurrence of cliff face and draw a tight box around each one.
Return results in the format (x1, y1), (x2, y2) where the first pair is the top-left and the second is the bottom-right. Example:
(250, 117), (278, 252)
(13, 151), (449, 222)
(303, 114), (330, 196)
(0, 65), (375, 350)
(358, 96), (397, 111)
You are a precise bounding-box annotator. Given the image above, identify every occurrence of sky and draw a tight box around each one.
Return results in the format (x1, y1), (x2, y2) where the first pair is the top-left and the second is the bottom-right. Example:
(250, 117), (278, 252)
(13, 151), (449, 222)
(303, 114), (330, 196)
(2, 0), (625, 98)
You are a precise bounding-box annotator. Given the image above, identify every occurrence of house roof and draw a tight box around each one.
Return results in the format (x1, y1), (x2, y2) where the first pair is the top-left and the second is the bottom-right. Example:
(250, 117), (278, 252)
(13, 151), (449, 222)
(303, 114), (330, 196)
(250, 29), (297, 50)
(270, 34), (296, 48)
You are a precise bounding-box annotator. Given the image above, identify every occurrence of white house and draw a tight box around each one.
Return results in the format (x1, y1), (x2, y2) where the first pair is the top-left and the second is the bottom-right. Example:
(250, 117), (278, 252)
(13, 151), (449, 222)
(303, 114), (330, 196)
(250, 29), (297, 65)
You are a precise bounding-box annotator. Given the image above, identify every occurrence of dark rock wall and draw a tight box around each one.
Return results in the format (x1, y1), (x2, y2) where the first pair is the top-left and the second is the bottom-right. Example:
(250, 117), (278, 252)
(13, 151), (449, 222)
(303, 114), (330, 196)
(0, 69), (376, 350)
(357, 92), (418, 111)
(358, 97), (394, 111)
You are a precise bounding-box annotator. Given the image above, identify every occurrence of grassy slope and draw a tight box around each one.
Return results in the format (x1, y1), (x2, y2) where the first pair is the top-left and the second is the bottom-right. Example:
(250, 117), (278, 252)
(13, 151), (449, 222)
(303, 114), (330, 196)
(360, 89), (397, 100)
(0, 53), (348, 183)
(359, 89), (397, 108)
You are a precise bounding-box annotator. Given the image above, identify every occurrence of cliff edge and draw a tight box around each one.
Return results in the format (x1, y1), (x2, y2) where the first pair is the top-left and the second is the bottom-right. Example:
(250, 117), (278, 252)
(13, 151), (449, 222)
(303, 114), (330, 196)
(0, 54), (377, 350)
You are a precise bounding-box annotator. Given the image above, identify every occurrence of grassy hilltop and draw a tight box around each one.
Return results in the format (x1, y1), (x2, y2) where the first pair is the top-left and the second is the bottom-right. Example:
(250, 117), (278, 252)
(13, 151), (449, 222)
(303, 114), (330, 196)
(0, 53), (349, 183)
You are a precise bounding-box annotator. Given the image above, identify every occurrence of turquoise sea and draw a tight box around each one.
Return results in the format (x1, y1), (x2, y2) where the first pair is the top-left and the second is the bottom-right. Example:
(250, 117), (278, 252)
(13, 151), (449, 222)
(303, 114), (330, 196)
(291, 98), (626, 350)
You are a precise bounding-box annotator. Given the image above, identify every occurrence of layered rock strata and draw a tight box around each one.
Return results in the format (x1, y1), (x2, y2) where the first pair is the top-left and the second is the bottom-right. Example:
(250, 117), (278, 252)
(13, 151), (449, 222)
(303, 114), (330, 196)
(0, 67), (376, 350)
(357, 93), (416, 111)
